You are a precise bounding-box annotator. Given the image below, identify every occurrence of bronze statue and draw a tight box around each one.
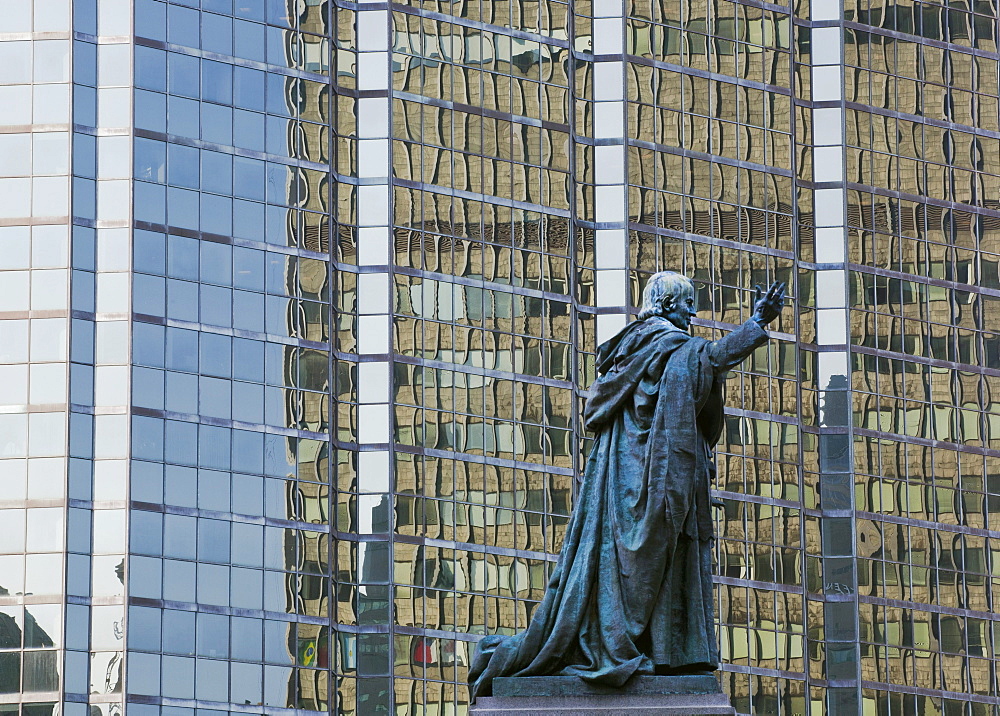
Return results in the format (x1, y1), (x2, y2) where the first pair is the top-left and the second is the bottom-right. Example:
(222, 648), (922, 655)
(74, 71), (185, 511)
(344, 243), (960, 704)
(470, 272), (787, 697)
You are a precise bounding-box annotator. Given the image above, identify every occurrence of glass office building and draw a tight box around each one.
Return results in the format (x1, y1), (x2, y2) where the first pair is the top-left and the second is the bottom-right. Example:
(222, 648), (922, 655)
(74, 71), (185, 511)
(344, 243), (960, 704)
(1, 0), (999, 713)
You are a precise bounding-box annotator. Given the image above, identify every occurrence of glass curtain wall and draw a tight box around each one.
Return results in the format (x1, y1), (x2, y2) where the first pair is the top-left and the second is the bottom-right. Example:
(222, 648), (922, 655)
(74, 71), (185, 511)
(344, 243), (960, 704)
(840, 0), (1000, 711)
(127, 0), (333, 712)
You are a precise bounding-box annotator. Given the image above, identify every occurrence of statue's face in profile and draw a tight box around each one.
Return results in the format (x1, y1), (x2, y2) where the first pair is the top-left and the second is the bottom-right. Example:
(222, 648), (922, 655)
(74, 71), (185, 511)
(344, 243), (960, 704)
(662, 287), (697, 331)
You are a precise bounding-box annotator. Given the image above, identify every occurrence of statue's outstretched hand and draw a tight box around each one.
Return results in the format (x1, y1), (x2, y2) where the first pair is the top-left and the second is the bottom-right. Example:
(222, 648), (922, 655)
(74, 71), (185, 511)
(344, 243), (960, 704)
(752, 281), (786, 326)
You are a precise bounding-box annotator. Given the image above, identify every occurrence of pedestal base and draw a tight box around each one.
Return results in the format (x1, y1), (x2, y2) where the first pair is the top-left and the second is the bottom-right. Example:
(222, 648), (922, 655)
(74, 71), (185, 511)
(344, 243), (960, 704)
(471, 675), (736, 715)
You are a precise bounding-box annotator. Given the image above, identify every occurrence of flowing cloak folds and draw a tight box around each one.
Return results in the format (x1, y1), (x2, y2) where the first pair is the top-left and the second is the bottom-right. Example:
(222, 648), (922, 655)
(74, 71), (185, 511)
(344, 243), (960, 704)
(469, 316), (769, 698)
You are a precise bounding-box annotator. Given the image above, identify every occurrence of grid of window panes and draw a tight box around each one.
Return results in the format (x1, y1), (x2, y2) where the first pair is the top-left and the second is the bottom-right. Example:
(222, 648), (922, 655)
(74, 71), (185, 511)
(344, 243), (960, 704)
(0, 0), (73, 714)
(125, 0), (333, 712)
(324, 0), (577, 712)
(841, 0), (1000, 711)
(618, 0), (795, 247)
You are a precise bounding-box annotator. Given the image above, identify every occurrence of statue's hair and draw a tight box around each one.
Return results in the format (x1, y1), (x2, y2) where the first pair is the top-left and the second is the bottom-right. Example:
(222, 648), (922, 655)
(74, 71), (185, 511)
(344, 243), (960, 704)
(638, 271), (695, 320)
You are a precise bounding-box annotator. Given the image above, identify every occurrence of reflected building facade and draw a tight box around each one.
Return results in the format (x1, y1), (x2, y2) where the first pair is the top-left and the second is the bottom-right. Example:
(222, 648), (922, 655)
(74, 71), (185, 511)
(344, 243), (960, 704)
(1, 0), (999, 714)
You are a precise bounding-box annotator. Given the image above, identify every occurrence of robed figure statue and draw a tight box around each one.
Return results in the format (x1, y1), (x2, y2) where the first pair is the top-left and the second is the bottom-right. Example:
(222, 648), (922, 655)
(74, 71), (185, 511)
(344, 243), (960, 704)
(470, 272), (787, 698)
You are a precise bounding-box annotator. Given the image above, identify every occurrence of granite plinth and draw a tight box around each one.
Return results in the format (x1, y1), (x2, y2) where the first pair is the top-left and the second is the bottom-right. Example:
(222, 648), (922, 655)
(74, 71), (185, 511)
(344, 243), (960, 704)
(471, 675), (736, 715)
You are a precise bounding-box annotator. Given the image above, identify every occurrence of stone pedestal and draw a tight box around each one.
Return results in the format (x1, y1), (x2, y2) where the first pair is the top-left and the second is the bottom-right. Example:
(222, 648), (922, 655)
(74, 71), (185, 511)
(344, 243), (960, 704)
(470, 675), (736, 715)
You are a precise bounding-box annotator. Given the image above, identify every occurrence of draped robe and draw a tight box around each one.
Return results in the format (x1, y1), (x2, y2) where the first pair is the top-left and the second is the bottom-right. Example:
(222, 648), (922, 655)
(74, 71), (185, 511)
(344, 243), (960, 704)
(469, 316), (769, 697)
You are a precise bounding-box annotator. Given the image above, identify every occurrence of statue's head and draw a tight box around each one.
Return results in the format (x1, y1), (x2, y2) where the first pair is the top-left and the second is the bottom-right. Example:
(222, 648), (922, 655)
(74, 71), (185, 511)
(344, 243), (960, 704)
(638, 271), (697, 330)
